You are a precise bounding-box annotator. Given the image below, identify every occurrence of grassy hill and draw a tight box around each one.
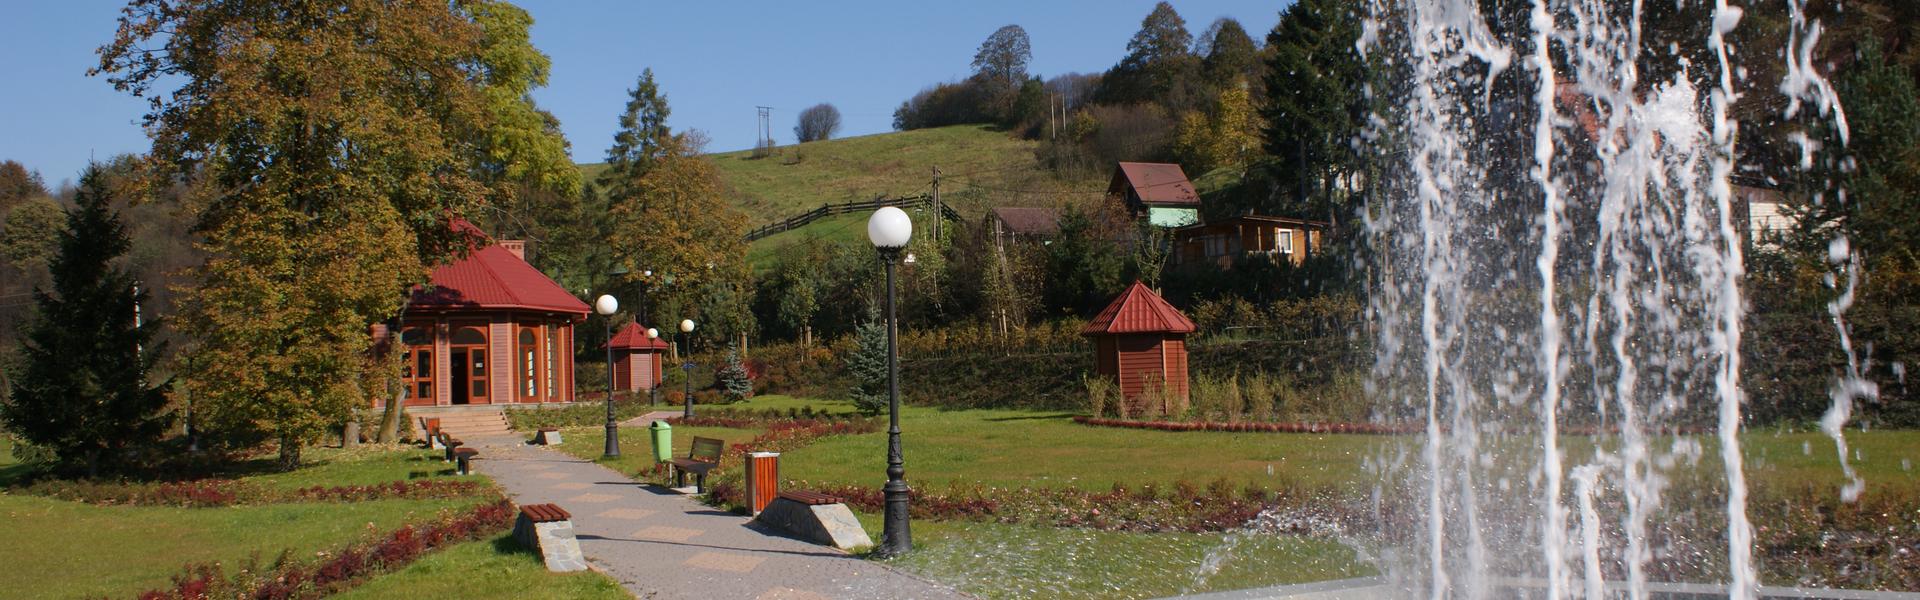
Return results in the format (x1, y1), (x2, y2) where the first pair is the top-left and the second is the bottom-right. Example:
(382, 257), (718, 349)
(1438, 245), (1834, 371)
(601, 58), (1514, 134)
(582, 124), (1050, 227)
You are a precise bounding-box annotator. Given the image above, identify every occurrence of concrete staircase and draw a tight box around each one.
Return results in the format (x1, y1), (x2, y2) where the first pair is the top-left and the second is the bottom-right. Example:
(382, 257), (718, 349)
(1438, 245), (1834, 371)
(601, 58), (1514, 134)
(413, 406), (512, 439)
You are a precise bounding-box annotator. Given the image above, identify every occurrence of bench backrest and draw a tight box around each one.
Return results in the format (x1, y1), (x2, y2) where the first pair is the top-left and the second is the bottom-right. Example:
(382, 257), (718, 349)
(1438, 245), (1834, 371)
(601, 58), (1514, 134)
(688, 436), (724, 462)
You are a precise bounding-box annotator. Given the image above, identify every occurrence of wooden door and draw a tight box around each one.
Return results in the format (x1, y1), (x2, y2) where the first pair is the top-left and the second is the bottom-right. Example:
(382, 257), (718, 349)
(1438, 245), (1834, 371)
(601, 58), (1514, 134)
(450, 326), (489, 405)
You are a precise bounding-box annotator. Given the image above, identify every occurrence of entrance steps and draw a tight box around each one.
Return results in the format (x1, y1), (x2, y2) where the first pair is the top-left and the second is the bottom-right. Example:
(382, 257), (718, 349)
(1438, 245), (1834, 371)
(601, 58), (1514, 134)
(410, 406), (512, 439)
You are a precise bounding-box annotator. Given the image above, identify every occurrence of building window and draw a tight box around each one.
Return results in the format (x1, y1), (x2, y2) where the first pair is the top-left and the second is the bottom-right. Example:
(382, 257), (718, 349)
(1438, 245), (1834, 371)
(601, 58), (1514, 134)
(519, 328), (540, 398)
(1203, 235), (1228, 258)
(400, 327), (433, 402)
(545, 326), (559, 399)
(1276, 230), (1294, 255)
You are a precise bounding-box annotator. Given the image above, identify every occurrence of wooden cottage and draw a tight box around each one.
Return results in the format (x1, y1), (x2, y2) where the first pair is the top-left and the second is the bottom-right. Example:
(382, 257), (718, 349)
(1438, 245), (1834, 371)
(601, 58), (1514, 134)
(1173, 214), (1329, 267)
(381, 223), (590, 408)
(984, 207), (1060, 252)
(606, 322), (668, 392)
(1081, 282), (1196, 413)
(1107, 162), (1200, 228)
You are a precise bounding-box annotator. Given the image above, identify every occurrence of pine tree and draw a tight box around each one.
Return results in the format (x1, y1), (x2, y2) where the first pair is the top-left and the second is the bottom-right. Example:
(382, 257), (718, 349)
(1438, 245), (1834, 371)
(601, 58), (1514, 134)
(846, 309), (889, 416)
(599, 68), (673, 199)
(717, 343), (754, 402)
(2, 165), (171, 478)
(1261, 0), (1365, 217)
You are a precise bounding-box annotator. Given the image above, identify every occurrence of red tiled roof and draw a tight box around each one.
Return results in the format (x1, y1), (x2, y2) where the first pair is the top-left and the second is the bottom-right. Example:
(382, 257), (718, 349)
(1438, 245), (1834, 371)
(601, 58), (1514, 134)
(407, 221), (590, 316)
(606, 322), (670, 350)
(1110, 162), (1200, 206)
(1081, 282), (1196, 336)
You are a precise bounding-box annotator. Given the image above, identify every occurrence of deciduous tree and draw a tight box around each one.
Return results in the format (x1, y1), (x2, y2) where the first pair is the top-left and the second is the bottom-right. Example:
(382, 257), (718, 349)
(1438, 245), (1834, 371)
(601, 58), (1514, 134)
(973, 24), (1033, 118)
(606, 132), (748, 336)
(0, 160), (47, 209)
(794, 103), (843, 143)
(96, 0), (542, 469)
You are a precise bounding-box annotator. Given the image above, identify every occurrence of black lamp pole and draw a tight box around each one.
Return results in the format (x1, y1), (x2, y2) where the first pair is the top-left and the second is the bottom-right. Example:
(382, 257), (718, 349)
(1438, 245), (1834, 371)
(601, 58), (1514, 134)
(680, 324), (696, 419)
(877, 246), (912, 557)
(603, 315), (620, 458)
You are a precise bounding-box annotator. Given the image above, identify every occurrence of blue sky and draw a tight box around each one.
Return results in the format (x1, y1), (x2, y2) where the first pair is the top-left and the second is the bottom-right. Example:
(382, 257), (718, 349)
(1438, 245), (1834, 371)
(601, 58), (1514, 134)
(1, 1), (1288, 188)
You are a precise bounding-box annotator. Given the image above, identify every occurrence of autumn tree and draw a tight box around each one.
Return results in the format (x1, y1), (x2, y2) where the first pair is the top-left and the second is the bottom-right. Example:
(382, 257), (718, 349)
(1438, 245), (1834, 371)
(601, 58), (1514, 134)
(0, 160), (48, 210)
(973, 24), (1033, 119)
(1174, 79), (1261, 173)
(3, 165), (171, 477)
(96, 0), (570, 469)
(794, 103), (843, 143)
(606, 132), (748, 345)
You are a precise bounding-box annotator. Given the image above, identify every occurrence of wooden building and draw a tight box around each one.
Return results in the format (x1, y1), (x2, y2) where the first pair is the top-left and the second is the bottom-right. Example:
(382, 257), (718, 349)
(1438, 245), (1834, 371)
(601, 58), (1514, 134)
(984, 207), (1060, 252)
(606, 322), (668, 393)
(381, 223), (589, 408)
(1081, 282), (1196, 412)
(1173, 214), (1329, 267)
(1107, 162), (1200, 228)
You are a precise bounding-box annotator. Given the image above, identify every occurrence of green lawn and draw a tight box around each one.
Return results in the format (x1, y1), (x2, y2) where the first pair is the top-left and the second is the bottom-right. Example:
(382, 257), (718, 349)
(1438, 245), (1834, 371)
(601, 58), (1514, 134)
(549, 423), (766, 478)
(0, 436), (29, 486)
(710, 393), (861, 415)
(334, 534), (630, 600)
(0, 443), (630, 599)
(856, 512), (1373, 600)
(0, 493), (476, 599)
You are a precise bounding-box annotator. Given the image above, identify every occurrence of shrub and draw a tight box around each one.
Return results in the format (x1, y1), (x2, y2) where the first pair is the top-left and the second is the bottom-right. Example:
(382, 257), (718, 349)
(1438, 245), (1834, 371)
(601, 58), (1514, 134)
(1084, 375), (1116, 418)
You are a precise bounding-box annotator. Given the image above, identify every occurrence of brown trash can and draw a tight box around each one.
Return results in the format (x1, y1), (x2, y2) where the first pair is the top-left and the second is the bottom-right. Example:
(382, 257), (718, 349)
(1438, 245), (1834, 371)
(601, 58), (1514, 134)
(745, 452), (780, 515)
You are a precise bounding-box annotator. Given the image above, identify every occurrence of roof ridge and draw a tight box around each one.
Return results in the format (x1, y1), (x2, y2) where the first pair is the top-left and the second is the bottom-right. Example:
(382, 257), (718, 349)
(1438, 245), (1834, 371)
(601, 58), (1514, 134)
(470, 244), (531, 309)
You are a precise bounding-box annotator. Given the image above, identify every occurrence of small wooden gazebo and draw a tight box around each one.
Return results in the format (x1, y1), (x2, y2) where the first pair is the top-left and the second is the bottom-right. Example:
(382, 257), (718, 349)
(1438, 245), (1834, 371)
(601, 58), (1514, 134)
(1081, 282), (1196, 412)
(606, 322), (668, 393)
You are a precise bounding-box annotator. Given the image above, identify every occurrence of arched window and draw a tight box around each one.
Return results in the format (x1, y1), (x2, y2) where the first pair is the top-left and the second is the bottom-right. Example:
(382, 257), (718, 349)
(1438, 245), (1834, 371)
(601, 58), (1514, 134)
(545, 326), (559, 399)
(518, 327), (541, 399)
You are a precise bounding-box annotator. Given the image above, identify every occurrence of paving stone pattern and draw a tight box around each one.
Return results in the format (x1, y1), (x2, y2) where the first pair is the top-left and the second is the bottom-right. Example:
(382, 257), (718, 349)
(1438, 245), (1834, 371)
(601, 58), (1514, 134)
(468, 434), (970, 600)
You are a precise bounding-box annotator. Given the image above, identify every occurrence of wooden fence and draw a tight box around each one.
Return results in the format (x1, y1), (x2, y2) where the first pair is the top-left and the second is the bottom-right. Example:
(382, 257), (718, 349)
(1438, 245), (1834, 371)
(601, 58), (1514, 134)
(744, 195), (961, 242)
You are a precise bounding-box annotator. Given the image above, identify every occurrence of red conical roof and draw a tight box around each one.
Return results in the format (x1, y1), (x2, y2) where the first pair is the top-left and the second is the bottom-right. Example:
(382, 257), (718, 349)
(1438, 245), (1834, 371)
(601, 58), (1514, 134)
(1080, 282), (1196, 335)
(606, 322), (670, 350)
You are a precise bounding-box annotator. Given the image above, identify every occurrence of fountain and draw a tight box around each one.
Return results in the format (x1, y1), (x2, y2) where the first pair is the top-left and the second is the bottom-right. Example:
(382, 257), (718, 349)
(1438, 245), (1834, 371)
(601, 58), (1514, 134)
(1355, 0), (1879, 598)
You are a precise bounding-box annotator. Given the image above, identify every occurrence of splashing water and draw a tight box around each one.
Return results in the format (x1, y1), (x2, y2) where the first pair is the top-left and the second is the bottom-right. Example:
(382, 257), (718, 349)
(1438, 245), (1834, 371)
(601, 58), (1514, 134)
(1361, 0), (1858, 598)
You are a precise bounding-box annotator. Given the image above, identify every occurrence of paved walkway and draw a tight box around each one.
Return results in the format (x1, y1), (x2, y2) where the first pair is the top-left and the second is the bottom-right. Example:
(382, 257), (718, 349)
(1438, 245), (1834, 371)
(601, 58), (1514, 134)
(466, 434), (969, 600)
(618, 410), (683, 427)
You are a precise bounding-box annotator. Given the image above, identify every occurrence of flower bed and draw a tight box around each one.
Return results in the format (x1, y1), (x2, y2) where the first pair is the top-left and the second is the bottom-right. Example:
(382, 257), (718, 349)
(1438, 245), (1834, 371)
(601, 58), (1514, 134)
(132, 499), (516, 599)
(14, 478), (485, 508)
(1072, 415), (1420, 435)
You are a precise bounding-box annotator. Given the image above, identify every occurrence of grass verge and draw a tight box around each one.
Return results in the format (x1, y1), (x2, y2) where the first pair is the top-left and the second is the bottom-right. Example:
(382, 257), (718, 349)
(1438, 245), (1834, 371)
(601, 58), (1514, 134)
(332, 534), (630, 600)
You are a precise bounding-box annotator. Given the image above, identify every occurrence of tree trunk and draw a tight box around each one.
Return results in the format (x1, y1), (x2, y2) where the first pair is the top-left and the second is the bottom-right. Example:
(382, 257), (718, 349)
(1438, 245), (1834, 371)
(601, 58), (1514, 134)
(342, 420), (361, 449)
(278, 432), (301, 471)
(86, 448), (101, 479)
(378, 375), (403, 443)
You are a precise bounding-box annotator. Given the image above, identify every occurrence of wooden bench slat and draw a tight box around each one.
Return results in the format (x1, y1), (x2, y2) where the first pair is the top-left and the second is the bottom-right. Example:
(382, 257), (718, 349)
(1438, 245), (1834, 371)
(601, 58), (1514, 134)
(777, 490), (842, 506)
(520, 503), (571, 523)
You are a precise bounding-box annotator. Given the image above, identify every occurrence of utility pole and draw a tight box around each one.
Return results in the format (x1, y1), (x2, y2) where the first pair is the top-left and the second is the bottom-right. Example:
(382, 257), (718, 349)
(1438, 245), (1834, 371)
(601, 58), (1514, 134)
(931, 167), (942, 243)
(755, 106), (774, 157)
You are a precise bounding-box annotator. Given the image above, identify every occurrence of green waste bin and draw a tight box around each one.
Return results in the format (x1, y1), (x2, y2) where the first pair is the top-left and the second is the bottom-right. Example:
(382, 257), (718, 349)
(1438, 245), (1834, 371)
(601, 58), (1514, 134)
(649, 420), (673, 463)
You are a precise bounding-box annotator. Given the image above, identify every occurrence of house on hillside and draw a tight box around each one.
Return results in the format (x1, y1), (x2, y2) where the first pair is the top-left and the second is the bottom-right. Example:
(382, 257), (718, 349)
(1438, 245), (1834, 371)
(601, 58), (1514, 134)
(376, 222), (589, 409)
(985, 207), (1060, 252)
(1173, 214), (1329, 267)
(1108, 162), (1200, 228)
(1732, 176), (1796, 248)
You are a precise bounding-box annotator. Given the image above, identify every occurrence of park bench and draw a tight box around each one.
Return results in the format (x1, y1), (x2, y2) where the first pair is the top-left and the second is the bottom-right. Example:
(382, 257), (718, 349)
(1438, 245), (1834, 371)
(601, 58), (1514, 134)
(667, 436), (725, 493)
(777, 490), (843, 506)
(441, 434), (464, 462)
(453, 447), (479, 475)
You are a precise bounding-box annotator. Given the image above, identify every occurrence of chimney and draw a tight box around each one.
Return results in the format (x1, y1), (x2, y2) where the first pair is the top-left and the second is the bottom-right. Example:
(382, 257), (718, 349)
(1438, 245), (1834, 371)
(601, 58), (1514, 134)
(499, 240), (526, 260)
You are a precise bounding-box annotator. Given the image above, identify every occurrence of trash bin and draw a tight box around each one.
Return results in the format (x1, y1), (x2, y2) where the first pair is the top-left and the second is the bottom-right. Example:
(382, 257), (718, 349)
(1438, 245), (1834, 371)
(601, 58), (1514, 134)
(649, 420), (673, 463)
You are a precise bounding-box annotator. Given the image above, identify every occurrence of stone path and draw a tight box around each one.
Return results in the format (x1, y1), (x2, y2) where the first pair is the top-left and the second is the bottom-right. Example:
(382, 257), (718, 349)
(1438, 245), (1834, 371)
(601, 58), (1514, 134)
(618, 410), (682, 428)
(466, 433), (969, 600)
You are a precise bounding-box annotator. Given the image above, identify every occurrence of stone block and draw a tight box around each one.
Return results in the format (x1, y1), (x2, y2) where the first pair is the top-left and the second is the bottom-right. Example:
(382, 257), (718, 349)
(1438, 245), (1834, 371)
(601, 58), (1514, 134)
(537, 429), (564, 445)
(513, 505), (587, 572)
(753, 497), (873, 550)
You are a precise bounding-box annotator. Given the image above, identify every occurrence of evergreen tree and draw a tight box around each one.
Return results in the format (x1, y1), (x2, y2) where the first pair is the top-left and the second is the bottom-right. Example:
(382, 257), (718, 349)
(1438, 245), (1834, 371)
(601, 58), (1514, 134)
(846, 309), (889, 416)
(1099, 2), (1200, 108)
(2, 165), (170, 477)
(599, 68), (673, 199)
(1198, 18), (1260, 91)
(1043, 206), (1127, 316)
(717, 343), (753, 402)
(1261, 0), (1365, 219)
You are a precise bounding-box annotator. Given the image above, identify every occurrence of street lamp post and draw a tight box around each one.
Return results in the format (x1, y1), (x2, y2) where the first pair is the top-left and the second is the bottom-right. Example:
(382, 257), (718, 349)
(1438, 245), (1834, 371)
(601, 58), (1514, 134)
(679, 319), (696, 418)
(647, 327), (661, 406)
(867, 206), (913, 557)
(595, 294), (621, 459)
